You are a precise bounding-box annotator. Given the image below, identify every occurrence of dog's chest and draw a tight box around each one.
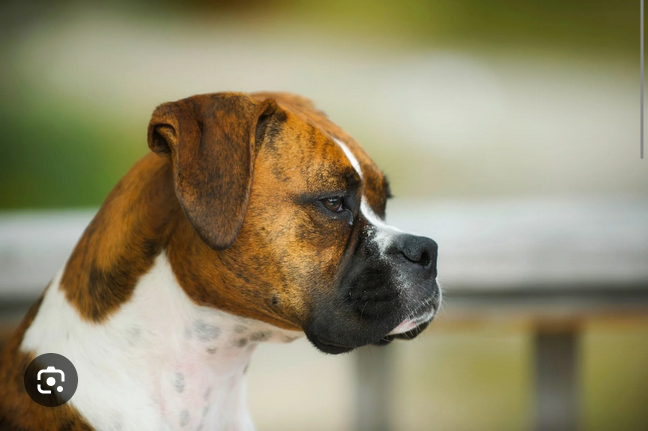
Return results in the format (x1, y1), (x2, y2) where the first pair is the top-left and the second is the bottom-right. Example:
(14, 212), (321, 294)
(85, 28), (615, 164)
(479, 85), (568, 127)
(147, 353), (252, 431)
(20, 253), (299, 431)
(141, 331), (255, 431)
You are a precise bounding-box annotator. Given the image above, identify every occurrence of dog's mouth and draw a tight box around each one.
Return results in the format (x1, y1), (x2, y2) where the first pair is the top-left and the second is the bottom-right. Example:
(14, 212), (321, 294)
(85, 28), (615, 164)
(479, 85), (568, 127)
(306, 285), (441, 354)
(309, 304), (438, 353)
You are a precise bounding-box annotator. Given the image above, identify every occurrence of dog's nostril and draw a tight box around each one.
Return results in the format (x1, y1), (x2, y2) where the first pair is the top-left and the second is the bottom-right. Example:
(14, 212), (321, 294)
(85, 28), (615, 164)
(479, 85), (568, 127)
(418, 251), (430, 267)
(396, 235), (437, 269)
(402, 248), (428, 265)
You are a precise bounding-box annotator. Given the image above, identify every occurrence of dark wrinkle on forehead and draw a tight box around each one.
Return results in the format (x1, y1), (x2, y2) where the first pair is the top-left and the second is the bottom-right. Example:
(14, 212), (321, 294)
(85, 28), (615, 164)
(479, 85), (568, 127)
(308, 122), (319, 150)
(262, 112), (287, 153)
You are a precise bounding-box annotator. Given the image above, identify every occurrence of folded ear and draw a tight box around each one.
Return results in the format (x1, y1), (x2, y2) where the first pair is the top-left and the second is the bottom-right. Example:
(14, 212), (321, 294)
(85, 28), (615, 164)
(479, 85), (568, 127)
(147, 93), (283, 250)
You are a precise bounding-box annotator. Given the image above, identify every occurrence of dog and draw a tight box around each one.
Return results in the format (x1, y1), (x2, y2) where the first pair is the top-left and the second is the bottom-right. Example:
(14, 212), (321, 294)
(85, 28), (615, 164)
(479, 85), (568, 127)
(0, 92), (441, 430)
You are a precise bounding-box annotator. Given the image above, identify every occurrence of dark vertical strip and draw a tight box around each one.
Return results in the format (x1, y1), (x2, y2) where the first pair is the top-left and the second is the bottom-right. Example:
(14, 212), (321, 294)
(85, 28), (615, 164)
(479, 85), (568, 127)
(534, 329), (579, 431)
(355, 346), (393, 431)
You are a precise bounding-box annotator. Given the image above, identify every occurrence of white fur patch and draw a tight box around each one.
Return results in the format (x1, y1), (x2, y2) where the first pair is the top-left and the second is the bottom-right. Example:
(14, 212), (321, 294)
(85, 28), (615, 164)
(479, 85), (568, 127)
(360, 201), (403, 254)
(333, 138), (363, 179)
(21, 253), (302, 431)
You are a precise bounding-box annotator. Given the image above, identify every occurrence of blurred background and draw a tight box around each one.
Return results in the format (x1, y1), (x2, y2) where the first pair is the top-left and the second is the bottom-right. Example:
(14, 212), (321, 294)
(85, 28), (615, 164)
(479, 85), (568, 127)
(0, 1), (647, 430)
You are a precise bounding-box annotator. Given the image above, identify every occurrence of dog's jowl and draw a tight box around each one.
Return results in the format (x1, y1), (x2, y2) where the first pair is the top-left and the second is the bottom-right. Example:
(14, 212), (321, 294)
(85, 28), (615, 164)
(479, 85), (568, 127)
(0, 92), (441, 431)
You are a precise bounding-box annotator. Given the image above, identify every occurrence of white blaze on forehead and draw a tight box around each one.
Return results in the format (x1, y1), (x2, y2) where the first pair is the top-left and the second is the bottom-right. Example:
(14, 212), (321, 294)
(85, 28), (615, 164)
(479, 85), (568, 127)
(333, 138), (363, 179)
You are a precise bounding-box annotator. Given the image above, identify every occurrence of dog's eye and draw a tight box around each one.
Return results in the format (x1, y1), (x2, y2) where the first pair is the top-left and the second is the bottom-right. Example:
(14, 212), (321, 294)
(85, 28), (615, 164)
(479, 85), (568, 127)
(321, 196), (344, 213)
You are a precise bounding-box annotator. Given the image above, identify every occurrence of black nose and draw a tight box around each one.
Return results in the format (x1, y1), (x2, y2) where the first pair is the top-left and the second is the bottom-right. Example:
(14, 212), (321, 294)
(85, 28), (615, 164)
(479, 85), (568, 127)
(390, 234), (438, 272)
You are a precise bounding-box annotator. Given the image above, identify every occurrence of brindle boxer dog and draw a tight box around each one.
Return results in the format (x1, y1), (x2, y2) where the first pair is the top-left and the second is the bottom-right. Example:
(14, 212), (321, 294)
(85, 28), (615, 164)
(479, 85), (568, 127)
(0, 92), (440, 430)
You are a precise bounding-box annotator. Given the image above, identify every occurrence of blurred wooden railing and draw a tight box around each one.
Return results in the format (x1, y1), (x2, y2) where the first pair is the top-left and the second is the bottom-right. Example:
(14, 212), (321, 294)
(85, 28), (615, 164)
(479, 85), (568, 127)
(2, 197), (648, 431)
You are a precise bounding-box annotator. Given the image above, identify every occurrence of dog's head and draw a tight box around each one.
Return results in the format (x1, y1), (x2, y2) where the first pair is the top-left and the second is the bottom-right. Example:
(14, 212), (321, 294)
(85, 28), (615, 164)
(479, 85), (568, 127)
(148, 92), (440, 354)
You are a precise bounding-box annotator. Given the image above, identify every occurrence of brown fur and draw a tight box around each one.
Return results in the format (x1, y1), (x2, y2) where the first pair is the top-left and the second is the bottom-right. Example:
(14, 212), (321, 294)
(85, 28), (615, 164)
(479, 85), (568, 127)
(60, 155), (180, 322)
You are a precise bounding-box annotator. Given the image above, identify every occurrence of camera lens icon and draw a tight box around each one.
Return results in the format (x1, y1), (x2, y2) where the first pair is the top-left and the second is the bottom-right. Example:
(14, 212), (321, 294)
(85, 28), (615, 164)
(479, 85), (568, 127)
(24, 353), (78, 407)
(37, 366), (65, 394)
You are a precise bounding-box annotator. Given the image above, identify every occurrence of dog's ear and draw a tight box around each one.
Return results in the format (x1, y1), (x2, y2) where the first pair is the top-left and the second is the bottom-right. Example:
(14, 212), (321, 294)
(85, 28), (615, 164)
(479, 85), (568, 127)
(147, 93), (282, 250)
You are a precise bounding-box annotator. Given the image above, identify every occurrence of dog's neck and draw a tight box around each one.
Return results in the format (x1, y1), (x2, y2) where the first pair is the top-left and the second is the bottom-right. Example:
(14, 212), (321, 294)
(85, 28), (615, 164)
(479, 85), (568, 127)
(22, 253), (300, 431)
(19, 154), (302, 430)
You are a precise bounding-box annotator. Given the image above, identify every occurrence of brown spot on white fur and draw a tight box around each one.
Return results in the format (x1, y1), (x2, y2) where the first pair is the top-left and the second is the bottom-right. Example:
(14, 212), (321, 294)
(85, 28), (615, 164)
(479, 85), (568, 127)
(174, 373), (185, 393)
(179, 409), (190, 427)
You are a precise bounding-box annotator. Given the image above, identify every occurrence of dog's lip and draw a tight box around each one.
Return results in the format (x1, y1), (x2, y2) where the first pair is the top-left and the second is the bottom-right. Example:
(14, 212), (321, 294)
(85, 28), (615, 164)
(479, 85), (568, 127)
(314, 335), (358, 349)
(314, 335), (355, 349)
(388, 312), (433, 335)
(387, 304), (437, 336)
(308, 334), (357, 354)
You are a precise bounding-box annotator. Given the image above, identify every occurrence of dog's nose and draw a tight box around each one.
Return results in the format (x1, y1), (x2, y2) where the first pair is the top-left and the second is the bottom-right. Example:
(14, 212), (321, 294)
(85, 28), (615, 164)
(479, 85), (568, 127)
(391, 234), (438, 273)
